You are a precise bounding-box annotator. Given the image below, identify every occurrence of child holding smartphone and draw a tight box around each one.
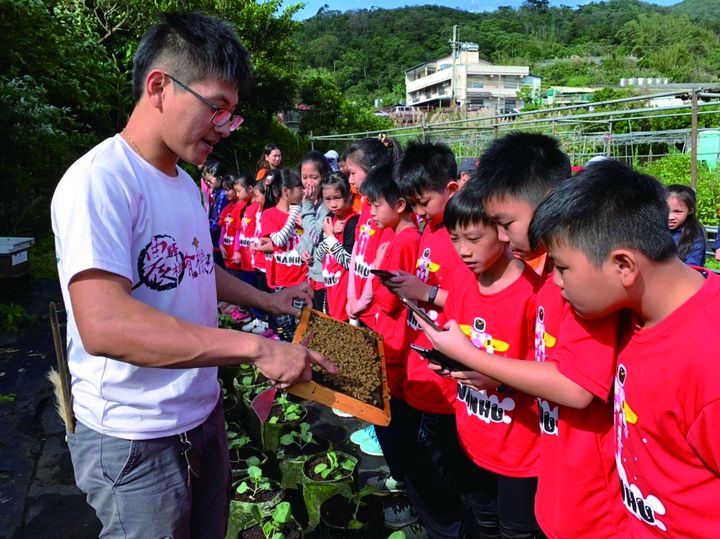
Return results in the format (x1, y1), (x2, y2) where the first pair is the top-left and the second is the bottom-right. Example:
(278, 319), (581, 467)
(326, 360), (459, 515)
(359, 164), (421, 506)
(416, 133), (625, 538)
(440, 186), (541, 538)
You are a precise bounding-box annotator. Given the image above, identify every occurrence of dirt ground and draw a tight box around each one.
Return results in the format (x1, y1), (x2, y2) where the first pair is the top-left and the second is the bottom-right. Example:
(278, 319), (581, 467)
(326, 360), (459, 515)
(0, 278), (100, 539)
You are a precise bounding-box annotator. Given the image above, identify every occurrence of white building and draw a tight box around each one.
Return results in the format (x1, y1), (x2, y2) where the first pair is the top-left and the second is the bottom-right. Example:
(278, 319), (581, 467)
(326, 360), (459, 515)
(404, 44), (540, 113)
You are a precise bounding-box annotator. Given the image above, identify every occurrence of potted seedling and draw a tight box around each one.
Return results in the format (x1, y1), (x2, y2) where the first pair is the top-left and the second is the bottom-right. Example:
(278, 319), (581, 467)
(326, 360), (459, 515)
(301, 450), (358, 528)
(320, 484), (384, 538)
(229, 433), (269, 481)
(229, 465), (284, 535)
(261, 394), (308, 455)
(240, 501), (304, 539)
(275, 422), (330, 490)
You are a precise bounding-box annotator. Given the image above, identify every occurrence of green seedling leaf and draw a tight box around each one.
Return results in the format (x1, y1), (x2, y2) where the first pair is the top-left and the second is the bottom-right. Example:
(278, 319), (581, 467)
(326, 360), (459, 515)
(246, 456), (261, 467)
(236, 482), (249, 494)
(313, 463), (328, 474)
(349, 519), (363, 530)
(248, 465), (262, 481)
(272, 501), (292, 525)
(268, 416), (279, 424)
(341, 459), (356, 472)
(280, 433), (294, 446)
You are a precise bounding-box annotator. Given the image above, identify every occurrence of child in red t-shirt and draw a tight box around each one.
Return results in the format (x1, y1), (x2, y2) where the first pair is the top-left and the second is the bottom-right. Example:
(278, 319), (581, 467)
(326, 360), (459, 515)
(356, 164), (421, 495)
(530, 159), (720, 538)
(343, 137), (399, 329)
(416, 133), (626, 539)
(382, 141), (466, 537)
(314, 174), (358, 320)
(434, 186), (542, 538)
(220, 173), (255, 283)
(257, 169), (306, 341)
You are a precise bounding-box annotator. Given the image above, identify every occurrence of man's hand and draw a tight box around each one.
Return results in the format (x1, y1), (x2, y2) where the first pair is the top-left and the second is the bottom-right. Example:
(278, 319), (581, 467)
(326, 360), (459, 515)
(267, 283), (313, 317)
(253, 339), (338, 389)
(384, 270), (429, 302)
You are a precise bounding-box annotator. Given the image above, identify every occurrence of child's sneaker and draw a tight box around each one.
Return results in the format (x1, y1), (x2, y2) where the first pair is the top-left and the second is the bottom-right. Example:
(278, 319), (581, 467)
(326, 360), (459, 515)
(399, 520), (428, 538)
(349, 424), (373, 445)
(241, 319), (269, 334)
(384, 494), (418, 530)
(359, 427), (383, 457)
(365, 470), (405, 495)
(332, 407), (353, 418)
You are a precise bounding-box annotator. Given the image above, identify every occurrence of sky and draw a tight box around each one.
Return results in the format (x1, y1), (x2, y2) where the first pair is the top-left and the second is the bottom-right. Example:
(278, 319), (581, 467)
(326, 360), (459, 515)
(293, 0), (680, 20)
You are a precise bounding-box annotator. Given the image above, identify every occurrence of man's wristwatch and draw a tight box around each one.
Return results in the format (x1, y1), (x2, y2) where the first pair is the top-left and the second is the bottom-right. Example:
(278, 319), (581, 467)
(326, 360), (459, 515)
(427, 285), (439, 305)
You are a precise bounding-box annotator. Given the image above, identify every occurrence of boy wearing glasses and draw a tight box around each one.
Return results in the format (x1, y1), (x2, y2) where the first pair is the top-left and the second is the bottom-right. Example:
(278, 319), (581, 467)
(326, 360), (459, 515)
(51, 12), (336, 538)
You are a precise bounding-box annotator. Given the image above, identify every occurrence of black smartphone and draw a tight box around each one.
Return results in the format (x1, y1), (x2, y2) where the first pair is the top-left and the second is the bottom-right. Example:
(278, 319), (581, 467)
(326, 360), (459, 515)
(398, 294), (442, 332)
(369, 269), (396, 280)
(409, 343), (467, 372)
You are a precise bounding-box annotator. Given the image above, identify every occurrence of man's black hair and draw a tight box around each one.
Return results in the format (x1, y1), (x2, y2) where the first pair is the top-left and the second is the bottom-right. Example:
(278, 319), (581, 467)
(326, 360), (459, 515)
(395, 141), (457, 200)
(444, 186), (493, 231)
(361, 164), (406, 208)
(471, 133), (571, 206)
(529, 159), (677, 268)
(133, 12), (252, 102)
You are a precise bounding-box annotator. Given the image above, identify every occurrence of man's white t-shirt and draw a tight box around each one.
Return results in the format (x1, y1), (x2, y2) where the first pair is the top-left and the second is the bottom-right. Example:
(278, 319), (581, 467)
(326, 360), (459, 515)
(51, 135), (220, 439)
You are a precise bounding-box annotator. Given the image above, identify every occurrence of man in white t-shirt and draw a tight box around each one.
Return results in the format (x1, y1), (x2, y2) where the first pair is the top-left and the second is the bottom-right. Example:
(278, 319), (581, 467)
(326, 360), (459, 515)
(51, 12), (336, 538)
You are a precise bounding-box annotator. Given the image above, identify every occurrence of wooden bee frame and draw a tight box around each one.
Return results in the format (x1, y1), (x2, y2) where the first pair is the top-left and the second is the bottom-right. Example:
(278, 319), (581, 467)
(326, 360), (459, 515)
(289, 308), (391, 426)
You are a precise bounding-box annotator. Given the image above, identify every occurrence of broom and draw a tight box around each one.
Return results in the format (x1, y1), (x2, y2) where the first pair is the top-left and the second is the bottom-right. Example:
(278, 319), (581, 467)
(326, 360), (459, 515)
(48, 302), (75, 434)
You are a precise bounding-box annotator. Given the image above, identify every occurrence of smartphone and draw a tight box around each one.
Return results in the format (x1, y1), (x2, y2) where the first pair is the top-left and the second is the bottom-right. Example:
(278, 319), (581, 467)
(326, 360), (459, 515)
(370, 269), (397, 281)
(398, 294), (442, 332)
(409, 343), (466, 372)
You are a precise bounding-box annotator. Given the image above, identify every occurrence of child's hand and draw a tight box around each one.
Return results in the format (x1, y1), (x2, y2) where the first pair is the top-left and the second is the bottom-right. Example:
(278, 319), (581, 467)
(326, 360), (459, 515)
(231, 251), (242, 265)
(449, 370), (500, 392)
(414, 318), (477, 367)
(301, 250), (312, 264)
(303, 183), (319, 202)
(333, 219), (345, 235)
(346, 296), (363, 318)
(374, 241), (390, 269)
(322, 216), (335, 238)
(256, 237), (274, 253)
(383, 271), (427, 302)
(220, 249), (227, 260)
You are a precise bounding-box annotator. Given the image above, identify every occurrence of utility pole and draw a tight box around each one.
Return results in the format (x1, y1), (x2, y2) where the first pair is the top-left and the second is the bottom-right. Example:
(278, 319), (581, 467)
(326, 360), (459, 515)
(450, 25), (458, 108)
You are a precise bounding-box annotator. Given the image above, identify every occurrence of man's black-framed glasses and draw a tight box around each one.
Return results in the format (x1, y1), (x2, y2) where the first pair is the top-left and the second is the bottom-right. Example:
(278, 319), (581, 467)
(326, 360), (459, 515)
(164, 73), (244, 132)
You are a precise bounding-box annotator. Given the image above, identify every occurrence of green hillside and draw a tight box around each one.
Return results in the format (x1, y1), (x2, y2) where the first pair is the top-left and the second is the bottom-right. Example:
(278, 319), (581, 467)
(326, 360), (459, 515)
(671, 0), (720, 29)
(294, 0), (720, 104)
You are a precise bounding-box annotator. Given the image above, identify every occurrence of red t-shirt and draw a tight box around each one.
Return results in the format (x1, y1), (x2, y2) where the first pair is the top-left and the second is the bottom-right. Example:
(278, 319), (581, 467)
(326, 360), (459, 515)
(261, 206), (307, 288)
(402, 223), (463, 414)
(236, 201), (259, 272)
(372, 225), (421, 400)
(533, 272), (625, 538)
(614, 272), (720, 538)
(350, 198), (390, 328)
(322, 212), (358, 321)
(252, 204), (267, 274)
(221, 201), (246, 271)
(445, 263), (540, 478)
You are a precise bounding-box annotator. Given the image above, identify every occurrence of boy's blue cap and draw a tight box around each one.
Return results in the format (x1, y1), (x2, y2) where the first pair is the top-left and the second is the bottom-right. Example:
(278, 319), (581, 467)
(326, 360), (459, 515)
(458, 157), (479, 174)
